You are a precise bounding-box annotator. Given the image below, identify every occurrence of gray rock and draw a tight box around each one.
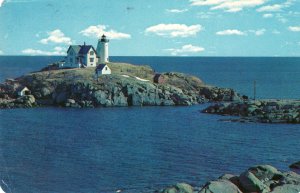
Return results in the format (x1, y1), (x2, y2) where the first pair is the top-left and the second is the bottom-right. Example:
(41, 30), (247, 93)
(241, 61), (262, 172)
(160, 183), (193, 193)
(199, 179), (242, 193)
(270, 184), (300, 193)
(67, 99), (75, 104)
(248, 165), (282, 182)
(54, 92), (67, 104)
(290, 161), (300, 169)
(239, 171), (270, 193)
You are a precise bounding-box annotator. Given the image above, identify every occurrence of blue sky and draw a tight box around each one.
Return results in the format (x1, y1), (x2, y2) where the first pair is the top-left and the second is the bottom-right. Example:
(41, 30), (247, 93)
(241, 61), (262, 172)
(0, 0), (300, 56)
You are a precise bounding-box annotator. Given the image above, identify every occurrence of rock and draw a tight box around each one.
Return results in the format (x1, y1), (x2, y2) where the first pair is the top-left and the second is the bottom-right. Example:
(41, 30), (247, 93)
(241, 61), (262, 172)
(24, 95), (35, 104)
(219, 174), (240, 187)
(270, 184), (300, 193)
(290, 161), (300, 169)
(160, 183), (193, 193)
(54, 92), (68, 104)
(248, 165), (282, 182)
(279, 172), (300, 186)
(0, 61), (245, 109)
(202, 100), (300, 124)
(199, 179), (242, 193)
(41, 87), (51, 97)
(239, 170), (270, 193)
(67, 99), (75, 104)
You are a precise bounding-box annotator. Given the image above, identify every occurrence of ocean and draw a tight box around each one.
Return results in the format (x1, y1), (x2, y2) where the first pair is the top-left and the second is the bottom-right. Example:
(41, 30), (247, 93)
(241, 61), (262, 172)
(0, 56), (300, 193)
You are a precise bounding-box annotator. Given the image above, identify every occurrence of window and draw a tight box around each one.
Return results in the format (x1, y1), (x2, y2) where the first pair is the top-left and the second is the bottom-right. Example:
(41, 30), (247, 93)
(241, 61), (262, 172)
(105, 67), (107, 70)
(90, 51), (94, 55)
(70, 58), (73, 63)
(90, 58), (94, 62)
(70, 51), (73, 56)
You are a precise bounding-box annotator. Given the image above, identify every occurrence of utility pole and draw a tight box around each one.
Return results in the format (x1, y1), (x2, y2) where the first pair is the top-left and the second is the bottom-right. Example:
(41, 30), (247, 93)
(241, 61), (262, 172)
(253, 80), (256, 101)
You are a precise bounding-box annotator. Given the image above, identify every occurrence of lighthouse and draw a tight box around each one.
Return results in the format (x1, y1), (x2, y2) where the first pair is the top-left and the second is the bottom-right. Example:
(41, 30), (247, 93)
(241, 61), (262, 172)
(96, 34), (109, 63)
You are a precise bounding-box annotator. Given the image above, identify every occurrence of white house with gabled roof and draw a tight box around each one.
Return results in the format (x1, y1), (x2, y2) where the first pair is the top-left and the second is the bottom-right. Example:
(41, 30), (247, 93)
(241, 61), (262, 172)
(62, 43), (98, 68)
(60, 35), (110, 69)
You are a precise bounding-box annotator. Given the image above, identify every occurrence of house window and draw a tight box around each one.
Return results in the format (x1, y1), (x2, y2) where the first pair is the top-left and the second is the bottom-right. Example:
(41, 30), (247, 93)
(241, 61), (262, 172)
(70, 58), (73, 63)
(90, 58), (94, 62)
(105, 67), (107, 70)
(90, 51), (94, 55)
(70, 51), (73, 56)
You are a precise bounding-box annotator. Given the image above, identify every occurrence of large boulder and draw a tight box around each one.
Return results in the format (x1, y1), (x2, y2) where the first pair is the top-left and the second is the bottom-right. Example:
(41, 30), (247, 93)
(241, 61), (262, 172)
(199, 179), (242, 193)
(159, 183), (193, 193)
(290, 161), (300, 170)
(278, 172), (300, 186)
(53, 91), (68, 104)
(239, 170), (270, 193)
(247, 165), (282, 182)
(270, 184), (300, 193)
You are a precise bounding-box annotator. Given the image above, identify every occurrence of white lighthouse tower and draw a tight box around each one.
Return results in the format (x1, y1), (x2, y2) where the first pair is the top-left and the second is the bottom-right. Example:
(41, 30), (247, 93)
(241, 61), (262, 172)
(96, 34), (109, 63)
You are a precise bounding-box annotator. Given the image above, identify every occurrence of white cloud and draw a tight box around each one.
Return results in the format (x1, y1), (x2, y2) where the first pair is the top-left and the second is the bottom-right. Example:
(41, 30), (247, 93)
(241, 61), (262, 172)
(272, 30), (281, 34)
(165, 44), (205, 56)
(166, 9), (188, 13)
(263, 13), (273, 18)
(190, 0), (267, 12)
(0, 0), (4, 7)
(216, 29), (245, 36)
(0, 50), (4, 55)
(257, 4), (282, 12)
(22, 47), (65, 56)
(145, 24), (203, 38)
(249, 29), (266, 36)
(80, 25), (131, 40)
(257, 0), (295, 12)
(40, 29), (72, 45)
(288, 26), (300, 32)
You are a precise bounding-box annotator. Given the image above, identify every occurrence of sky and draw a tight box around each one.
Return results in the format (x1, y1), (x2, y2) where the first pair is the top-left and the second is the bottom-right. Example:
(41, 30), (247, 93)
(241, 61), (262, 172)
(0, 0), (300, 56)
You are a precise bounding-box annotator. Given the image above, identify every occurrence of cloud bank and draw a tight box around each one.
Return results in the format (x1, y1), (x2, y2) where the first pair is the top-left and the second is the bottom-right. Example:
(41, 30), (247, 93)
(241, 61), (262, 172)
(216, 29), (245, 36)
(288, 26), (300, 32)
(145, 24), (202, 38)
(166, 44), (204, 56)
(190, 0), (267, 12)
(22, 47), (65, 56)
(40, 29), (72, 45)
(80, 25), (131, 40)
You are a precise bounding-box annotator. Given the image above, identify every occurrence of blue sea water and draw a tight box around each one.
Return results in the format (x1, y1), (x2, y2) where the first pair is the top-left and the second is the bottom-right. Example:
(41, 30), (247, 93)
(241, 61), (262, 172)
(0, 56), (300, 193)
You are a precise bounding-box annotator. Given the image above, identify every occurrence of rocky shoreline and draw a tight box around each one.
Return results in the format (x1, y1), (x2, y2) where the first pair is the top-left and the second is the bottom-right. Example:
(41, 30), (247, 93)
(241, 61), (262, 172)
(0, 62), (243, 109)
(202, 100), (300, 124)
(156, 163), (300, 193)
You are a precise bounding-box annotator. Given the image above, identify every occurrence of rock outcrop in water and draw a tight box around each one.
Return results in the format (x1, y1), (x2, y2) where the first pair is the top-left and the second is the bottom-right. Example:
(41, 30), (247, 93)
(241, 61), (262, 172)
(290, 161), (300, 170)
(0, 62), (243, 109)
(202, 100), (300, 124)
(156, 164), (300, 193)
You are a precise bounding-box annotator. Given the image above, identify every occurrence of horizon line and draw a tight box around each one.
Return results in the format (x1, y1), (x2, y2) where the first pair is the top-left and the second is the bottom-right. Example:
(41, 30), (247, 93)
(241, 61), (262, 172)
(1, 55), (300, 58)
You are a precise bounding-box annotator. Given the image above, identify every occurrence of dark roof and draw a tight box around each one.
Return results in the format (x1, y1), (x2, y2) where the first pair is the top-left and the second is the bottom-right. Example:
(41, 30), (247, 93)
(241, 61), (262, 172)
(96, 64), (107, 71)
(67, 45), (81, 54)
(78, 45), (97, 55)
(67, 45), (97, 55)
(100, 34), (109, 43)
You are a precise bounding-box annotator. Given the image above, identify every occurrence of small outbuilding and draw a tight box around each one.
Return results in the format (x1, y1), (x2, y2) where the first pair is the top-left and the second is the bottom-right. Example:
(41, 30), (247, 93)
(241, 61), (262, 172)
(153, 73), (165, 84)
(17, 86), (31, 97)
(95, 64), (111, 76)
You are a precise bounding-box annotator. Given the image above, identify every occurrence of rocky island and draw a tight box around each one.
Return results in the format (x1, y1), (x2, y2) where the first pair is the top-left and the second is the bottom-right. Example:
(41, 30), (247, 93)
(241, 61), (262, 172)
(0, 62), (242, 109)
(202, 100), (300, 124)
(156, 163), (300, 193)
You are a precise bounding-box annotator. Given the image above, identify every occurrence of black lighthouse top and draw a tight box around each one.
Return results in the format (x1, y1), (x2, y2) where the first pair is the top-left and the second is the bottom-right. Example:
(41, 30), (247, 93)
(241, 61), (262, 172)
(100, 34), (109, 43)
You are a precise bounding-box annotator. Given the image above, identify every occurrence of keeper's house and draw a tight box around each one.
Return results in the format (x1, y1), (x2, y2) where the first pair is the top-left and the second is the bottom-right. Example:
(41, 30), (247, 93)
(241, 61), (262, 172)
(62, 43), (98, 68)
